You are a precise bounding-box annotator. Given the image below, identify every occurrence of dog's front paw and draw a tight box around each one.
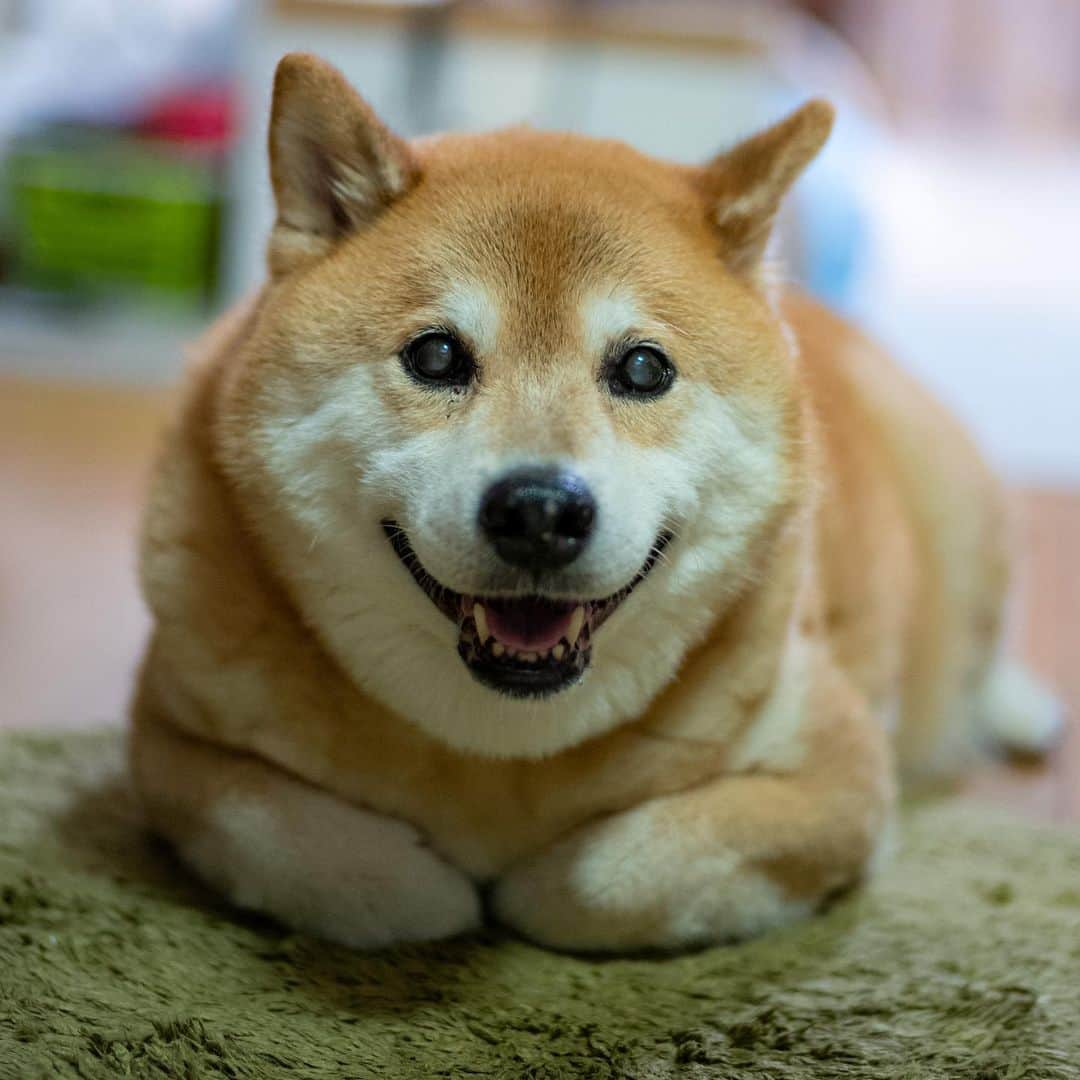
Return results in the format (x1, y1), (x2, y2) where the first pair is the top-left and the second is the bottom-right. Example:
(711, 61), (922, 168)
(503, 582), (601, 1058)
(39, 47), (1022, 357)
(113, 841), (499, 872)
(276, 831), (482, 950)
(184, 784), (481, 950)
(491, 802), (813, 953)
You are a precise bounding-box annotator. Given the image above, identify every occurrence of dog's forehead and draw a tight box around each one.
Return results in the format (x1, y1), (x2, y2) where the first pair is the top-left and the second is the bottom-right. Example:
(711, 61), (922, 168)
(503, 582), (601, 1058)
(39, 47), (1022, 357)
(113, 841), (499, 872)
(427, 223), (650, 361)
(403, 131), (706, 354)
(430, 202), (650, 352)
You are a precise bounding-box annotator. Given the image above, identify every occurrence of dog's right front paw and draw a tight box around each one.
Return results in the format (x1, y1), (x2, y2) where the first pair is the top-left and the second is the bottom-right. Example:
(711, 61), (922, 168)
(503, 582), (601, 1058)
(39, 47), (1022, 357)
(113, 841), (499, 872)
(183, 783), (481, 949)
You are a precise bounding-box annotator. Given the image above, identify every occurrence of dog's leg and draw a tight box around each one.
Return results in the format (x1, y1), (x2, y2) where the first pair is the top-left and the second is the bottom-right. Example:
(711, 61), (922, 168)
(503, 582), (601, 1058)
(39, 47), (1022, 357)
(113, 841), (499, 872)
(492, 673), (893, 952)
(132, 715), (481, 949)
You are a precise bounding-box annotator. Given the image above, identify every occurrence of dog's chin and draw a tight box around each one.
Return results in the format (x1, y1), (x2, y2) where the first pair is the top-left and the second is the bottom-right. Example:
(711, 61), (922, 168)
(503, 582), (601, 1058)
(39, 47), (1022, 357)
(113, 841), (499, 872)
(382, 522), (672, 698)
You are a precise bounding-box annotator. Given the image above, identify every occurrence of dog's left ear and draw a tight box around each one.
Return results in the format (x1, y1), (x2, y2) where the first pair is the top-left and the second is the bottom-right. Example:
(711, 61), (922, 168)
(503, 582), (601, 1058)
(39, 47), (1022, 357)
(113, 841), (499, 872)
(267, 52), (419, 276)
(701, 100), (834, 276)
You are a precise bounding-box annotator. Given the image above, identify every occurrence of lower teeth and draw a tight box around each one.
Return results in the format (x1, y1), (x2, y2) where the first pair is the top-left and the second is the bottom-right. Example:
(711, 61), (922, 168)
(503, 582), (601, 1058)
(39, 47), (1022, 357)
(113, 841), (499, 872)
(462, 604), (592, 666)
(487, 639), (577, 665)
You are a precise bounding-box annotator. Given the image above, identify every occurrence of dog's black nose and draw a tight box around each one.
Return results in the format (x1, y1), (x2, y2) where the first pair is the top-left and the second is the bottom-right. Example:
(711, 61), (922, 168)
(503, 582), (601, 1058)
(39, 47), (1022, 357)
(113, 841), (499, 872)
(479, 467), (596, 572)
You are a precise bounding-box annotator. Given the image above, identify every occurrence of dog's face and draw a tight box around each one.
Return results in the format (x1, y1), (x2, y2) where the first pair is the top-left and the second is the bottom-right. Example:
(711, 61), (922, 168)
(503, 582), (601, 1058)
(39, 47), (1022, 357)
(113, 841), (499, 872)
(217, 55), (831, 757)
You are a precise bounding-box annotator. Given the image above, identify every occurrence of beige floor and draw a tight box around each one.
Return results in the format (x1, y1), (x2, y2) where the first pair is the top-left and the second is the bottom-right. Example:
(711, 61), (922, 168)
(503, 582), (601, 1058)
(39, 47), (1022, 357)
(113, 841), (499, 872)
(2, 376), (1076, 821)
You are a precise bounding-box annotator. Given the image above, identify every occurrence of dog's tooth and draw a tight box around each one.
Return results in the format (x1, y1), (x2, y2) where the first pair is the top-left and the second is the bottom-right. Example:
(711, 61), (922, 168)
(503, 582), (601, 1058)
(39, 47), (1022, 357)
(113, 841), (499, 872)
(522, 651), (538, 663)
(567, 605), (585, 643)
(553, 643), (565, 660)
(473, 603), (489, 642)
(492, 641), (505, 658)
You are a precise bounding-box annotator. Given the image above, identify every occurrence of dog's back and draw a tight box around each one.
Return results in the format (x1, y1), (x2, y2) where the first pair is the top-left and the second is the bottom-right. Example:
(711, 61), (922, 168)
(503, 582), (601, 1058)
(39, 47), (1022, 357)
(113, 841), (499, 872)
(787, 294), (1046, 775)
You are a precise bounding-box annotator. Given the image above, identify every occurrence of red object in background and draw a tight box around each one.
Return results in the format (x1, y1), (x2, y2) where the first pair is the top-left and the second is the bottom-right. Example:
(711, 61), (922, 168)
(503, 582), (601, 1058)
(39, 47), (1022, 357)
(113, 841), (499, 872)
(138, 86), (235, 149)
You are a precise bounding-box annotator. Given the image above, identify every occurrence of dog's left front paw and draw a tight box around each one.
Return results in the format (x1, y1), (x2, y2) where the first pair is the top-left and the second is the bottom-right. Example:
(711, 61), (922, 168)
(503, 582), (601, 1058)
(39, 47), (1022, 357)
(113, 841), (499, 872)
(490, 802), (814, 953)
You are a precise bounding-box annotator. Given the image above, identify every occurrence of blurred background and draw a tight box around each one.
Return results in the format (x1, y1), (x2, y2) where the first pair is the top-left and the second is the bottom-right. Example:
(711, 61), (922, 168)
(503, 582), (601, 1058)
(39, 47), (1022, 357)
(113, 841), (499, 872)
(1, 0), (1076, 816)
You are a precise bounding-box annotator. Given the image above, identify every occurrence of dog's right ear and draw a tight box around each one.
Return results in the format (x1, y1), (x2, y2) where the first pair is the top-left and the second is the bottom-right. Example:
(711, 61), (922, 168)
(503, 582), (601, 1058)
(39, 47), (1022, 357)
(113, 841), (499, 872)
(701, 100), (834, 278)
(267, 53), (418, 277)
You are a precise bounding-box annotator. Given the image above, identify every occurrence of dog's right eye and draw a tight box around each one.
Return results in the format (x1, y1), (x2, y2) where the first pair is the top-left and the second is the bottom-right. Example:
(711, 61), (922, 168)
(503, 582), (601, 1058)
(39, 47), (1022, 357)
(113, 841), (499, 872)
(402, 332), (474, 387)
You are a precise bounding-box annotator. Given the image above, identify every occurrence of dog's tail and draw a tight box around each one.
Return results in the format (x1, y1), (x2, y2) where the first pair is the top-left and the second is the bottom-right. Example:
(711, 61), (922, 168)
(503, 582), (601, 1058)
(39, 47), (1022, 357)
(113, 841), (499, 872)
(976, 659), (1064, 757)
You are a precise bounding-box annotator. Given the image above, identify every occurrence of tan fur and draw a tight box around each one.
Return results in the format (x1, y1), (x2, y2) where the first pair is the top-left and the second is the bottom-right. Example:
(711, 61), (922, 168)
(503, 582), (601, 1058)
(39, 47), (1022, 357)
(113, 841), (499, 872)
(130, 54), (1055, 953)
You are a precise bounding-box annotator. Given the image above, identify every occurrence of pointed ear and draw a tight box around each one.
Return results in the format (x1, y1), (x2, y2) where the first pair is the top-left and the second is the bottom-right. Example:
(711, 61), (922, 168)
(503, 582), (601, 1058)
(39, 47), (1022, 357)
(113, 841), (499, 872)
(701, 100), (834, 276)
(267, 53), (419, 276)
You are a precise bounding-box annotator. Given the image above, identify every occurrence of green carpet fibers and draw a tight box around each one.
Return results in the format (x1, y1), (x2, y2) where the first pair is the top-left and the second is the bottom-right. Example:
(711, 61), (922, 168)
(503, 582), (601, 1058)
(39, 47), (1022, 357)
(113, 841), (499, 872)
(1, 732), (1079, 1079)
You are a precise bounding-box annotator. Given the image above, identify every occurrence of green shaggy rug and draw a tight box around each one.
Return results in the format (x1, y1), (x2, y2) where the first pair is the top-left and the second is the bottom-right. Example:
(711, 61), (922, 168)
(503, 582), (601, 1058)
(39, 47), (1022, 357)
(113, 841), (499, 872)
(1, 732), (1079, 1079)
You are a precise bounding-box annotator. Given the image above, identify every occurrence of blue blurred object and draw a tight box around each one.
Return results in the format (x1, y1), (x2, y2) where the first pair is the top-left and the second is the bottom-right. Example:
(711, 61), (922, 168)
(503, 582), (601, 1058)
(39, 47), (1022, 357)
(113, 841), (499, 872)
(790, 103), (878, 311)
(750, 80), (882, 311)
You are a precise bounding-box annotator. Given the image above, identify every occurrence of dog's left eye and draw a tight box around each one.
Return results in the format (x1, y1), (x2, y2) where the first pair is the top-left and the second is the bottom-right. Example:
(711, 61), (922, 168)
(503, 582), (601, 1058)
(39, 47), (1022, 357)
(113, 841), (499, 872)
(402, 332), (473, 387)
(609, 345), (674, 397)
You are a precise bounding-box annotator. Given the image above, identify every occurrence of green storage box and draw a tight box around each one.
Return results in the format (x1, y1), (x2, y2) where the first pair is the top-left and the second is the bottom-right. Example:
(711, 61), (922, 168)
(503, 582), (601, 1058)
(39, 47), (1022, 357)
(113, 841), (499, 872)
(5, 127), (223, 307)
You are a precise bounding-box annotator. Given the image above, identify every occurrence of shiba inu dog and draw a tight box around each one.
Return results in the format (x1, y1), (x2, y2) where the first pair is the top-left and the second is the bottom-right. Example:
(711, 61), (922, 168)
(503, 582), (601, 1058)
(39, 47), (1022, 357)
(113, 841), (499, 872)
(130, 53), (1060, 953)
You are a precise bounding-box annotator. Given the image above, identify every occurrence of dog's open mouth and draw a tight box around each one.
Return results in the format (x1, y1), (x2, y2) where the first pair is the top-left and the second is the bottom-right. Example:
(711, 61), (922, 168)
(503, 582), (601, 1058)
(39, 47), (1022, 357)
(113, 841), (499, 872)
(382, 522), (671, 697)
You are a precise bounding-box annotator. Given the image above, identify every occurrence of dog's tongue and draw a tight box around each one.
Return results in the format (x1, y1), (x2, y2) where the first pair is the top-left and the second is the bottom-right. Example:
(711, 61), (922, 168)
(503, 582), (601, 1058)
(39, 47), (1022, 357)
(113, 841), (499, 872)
(478, 598), (582, 653)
